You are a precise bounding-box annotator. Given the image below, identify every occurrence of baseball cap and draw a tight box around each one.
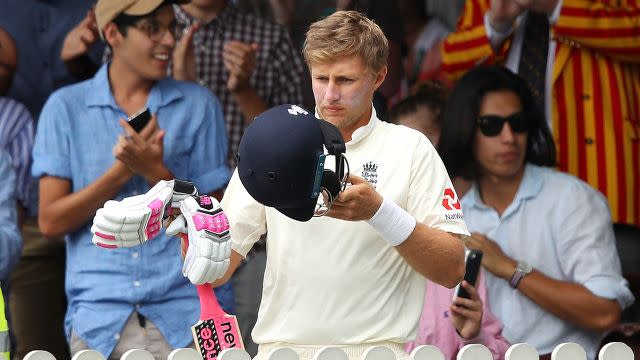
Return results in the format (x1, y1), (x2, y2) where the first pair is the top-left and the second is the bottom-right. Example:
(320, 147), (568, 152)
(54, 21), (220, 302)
(95, 0), (189, 39)
(237, 104), (345, 222)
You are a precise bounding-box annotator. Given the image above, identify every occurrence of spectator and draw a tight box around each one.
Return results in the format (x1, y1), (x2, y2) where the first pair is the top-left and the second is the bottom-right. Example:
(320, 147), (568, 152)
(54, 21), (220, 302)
(388, 82), (471, 196)
(0, 149), (21, 360)
(31, 0), (230, 358)
(216, 11), (467, 360)
(0, 27), (34, 227)
(440, 0), (640, 256)
(397, 0), (450, 87)
(0, 2), (105, 357)
(438, 66), (635, 359)
(173, 0), (305, 167)
(424, 0), (466, 31)
(0, 150), (21, 308)
(172, 0), (305, 353)
(391, 81), (508, 360)
(0, 0), (104, 119)
(405, 263), (510, 360)
(388, 82), (446, 147)
(232, 0), (295, 27)
(0, 279), (10, 360)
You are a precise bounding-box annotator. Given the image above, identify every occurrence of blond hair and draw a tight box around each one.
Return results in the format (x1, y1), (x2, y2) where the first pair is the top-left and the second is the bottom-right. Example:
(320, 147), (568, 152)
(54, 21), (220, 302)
(303, 11), (388, 73)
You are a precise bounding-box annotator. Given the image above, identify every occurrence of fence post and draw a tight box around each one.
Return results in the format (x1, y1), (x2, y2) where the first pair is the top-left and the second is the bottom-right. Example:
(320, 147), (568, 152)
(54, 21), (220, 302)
(409, 345), (445, 360)
(551, 343), (586, 360)
(598, 342), (634, 360)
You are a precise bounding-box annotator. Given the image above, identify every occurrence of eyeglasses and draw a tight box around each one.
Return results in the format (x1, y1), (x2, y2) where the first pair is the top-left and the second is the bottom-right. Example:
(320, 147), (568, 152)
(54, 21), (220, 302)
(476, 112), (528, 137)
(133, 19), (177, 42)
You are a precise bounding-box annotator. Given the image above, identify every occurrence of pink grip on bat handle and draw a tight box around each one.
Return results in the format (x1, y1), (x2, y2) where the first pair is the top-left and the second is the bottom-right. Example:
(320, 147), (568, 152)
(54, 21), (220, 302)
(181, 233), (223, 319)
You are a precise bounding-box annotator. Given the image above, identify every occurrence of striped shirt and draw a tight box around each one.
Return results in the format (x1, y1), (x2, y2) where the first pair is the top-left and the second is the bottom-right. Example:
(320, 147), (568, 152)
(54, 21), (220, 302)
(174, 4), (305, 168)
(0, 97), (35, 216)
(440, 0), (640, 227)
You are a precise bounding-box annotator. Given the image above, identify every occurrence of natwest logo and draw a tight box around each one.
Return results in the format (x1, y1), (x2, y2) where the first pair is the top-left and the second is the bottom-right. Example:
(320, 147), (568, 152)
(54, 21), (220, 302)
(442, 188), (461, 211)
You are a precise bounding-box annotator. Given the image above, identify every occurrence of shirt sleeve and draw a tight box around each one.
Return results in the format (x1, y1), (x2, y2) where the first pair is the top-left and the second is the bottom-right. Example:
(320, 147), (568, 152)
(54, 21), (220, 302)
(32, 92), (72, 180)
(3, 101), (35, 210)
(408, 135), (470, 238)
(0, 151), (22, 281)
(554, 178), (635, 309)
(221, 170), (266, 258)
(188, 91), (231, 193)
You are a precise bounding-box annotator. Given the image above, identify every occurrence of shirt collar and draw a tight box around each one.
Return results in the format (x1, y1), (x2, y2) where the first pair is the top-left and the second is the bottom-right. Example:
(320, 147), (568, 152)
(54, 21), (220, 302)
(314, 104), (379, 146)
(85, 63), (183, 111)
(465, 164), (544, 210)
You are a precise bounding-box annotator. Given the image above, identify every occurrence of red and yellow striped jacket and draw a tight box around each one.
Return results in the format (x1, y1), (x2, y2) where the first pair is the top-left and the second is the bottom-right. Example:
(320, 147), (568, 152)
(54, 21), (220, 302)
(441, 0), (640, 227)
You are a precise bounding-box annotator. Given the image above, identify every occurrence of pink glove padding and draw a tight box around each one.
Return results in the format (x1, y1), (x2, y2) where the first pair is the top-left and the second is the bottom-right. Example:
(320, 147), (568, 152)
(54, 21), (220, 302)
(91, 179), (197, 248)
(167, 195), (231, 285)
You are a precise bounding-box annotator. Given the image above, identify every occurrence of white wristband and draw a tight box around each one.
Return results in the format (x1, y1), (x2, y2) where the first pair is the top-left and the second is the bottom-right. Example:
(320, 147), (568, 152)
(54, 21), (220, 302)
(366, 197), (417, 247)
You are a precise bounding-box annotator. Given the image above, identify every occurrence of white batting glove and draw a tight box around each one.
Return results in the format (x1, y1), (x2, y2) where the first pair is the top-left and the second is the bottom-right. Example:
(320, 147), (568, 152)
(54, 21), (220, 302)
(169, 195), (231, 285)
(91, 179), (198, 248)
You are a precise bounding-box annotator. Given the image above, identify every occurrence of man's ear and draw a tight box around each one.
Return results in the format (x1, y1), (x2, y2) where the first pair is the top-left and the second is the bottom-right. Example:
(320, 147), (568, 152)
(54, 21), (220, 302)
(373, 66), (388, 91)
(103, 22), (122, 49)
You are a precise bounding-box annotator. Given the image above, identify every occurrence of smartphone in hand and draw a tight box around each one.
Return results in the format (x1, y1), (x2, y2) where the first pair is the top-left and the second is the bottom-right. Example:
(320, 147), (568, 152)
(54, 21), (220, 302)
(454, 249), (483, 300)
(127, 108), (151, 133)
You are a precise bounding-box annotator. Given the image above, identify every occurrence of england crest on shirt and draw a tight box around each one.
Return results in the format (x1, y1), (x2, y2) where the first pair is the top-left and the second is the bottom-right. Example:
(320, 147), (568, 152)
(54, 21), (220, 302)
(361, 161), (378, 189)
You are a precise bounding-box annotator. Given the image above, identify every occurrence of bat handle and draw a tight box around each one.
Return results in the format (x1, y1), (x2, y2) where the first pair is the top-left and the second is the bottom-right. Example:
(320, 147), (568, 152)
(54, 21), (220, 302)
(181, 234), (224, 319)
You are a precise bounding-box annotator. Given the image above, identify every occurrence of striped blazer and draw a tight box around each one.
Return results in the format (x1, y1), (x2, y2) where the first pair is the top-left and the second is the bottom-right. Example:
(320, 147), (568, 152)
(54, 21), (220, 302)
(441, 0), (640, 227)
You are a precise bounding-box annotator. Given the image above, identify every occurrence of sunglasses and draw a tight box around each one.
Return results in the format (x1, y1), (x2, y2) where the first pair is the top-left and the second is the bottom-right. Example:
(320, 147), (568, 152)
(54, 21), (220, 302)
(476, 112), (528, 137)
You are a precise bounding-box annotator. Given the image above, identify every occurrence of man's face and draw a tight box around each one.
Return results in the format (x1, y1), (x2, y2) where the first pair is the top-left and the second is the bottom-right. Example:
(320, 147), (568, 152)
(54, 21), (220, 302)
(310, 56), (386, 139)
(473, 90), (528, 180)
(0, 28), (17, 95)
(111, 5), (176, 80)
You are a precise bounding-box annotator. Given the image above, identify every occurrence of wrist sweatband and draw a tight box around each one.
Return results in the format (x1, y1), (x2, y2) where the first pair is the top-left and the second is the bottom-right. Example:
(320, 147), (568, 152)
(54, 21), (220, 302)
(366, 197), (417, 247)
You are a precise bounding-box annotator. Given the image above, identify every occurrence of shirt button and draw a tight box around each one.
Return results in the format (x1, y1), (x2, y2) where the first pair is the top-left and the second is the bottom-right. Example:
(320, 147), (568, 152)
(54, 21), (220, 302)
(132, 252), (139, 258)
(114, 333), (120, 340)
(132, 190), (139, 195)
(134, 280), (141, 287)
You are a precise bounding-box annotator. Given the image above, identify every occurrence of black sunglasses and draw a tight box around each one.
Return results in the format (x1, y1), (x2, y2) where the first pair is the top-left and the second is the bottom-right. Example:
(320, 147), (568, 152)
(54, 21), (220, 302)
(476, 112), (528, 137)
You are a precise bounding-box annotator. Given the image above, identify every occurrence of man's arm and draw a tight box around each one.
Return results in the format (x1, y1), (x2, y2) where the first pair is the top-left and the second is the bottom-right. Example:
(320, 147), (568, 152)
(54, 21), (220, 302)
(223, 40), (268, 122)
(60, 9), (101, 80)
(38, 162), (133, 239)
(327, 175), (465, 288)
(396, 225), (466, 288)
(554, 0), (640, 63)
(466, 232), (622, 332)
(441, 0), (513, 80)
(517, 271), (621, 331)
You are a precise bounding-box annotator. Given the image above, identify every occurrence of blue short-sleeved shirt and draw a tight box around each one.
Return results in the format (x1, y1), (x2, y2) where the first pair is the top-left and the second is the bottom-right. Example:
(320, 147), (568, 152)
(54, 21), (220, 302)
(32, 64), (231, 357)
(461, 164), (634, 359)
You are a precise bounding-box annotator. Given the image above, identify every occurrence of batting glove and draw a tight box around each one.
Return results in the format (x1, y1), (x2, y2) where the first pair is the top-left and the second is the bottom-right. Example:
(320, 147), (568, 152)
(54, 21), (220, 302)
(166, 195), (231, 285)
(91, 179), (198, 248)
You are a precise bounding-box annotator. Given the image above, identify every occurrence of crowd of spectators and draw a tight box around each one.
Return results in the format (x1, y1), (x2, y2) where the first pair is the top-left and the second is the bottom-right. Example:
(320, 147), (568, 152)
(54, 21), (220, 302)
(0, 0), (637, 359)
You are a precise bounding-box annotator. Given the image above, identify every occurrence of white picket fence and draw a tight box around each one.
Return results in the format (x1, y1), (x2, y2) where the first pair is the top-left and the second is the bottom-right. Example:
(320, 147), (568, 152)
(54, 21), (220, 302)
(21, 342), (635, 360)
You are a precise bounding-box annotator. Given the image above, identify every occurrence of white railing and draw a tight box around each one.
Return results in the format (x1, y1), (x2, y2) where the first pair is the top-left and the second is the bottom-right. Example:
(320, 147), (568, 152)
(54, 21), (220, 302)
(21, 342), (635, 360)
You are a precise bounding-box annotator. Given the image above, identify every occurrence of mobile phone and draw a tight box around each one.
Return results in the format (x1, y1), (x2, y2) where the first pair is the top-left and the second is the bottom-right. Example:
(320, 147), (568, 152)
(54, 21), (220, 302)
(454, 249), (483, 300)
(127, 107), (151, 133)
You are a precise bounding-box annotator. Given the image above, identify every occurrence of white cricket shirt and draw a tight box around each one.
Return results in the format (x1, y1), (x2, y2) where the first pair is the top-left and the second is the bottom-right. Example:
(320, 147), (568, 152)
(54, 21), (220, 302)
(222, 107), (469, 346)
